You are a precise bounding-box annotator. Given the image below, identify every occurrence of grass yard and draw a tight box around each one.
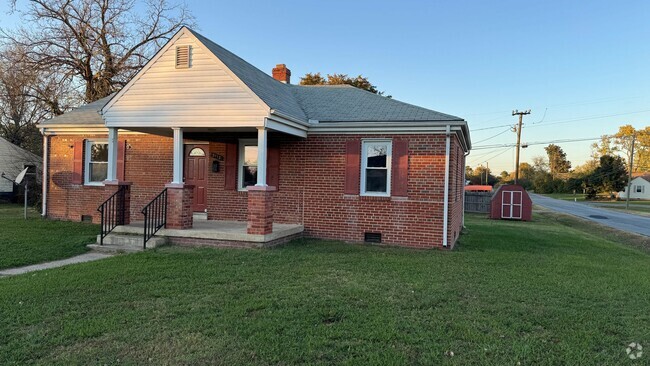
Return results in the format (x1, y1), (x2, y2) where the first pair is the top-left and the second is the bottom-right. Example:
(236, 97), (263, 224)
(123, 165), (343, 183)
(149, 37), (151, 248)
(541, 192), (588, 201)
(1, 213), (649, 365)
(0, 204), (98, 270)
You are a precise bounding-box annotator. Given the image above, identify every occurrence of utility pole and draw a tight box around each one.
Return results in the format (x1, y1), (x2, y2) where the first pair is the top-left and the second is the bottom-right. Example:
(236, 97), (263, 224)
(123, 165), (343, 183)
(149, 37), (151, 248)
(512, 109), (531, 184)
(486, 162), (489, 185)
(625, 133), (636, 210)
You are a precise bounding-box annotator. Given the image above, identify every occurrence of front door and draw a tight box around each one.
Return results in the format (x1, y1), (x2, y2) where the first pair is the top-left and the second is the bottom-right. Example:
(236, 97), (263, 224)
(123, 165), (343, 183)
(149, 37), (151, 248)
(501, 190), (522, 219)
(184, 144), (208, 212)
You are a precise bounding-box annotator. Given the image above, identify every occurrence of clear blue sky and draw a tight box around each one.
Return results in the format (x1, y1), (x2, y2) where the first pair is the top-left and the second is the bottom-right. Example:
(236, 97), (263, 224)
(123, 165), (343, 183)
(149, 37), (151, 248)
(3, 0), (649, 172)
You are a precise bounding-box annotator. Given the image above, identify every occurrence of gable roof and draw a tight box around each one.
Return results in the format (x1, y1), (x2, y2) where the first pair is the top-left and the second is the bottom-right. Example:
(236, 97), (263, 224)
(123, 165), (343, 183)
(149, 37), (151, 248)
(634, 174), (650, 183)
(39, 27), (466, 134)
(0, 137), (41, 172)
(290, 85), (462, 122)
(38, 94), (113, 126)
(188, 29), (307, 122)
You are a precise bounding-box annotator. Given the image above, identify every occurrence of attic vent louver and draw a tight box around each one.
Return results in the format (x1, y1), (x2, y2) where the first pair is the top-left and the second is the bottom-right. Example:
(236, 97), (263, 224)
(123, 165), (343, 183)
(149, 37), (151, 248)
(175, 45), (191, 69)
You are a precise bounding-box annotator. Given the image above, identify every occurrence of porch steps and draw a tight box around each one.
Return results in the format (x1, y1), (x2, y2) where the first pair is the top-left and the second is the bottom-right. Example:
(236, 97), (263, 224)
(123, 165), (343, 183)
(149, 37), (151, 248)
(87, 234), (168, 253)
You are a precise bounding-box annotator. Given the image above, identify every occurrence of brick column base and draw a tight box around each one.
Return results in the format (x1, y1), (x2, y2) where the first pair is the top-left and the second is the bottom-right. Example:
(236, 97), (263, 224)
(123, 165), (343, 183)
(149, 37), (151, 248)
(247, 186), (275, 235)
(165, 183), (194, 229)
(104, 180), (132, 225)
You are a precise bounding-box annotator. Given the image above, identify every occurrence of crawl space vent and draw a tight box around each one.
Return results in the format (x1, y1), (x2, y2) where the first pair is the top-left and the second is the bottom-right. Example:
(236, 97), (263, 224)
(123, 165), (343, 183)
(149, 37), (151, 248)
(81, 215), (93, 223)
(175, 45), (191, 69)
(364, 232), (382, 243)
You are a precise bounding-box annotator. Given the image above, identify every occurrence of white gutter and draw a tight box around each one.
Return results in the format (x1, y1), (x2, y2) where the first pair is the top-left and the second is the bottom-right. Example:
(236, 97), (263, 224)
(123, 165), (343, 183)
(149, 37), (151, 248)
(41, 135), (48, 217)
(443, 125), (451, 248)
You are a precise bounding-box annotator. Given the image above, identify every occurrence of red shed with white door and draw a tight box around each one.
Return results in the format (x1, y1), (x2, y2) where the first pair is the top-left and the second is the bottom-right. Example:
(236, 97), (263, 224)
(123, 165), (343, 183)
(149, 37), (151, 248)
(489, 184), (532, 221)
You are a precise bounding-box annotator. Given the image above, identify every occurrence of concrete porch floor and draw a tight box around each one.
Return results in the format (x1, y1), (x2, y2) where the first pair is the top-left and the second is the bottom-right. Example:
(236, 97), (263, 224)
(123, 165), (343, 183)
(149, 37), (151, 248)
(112, 220), (304, 243)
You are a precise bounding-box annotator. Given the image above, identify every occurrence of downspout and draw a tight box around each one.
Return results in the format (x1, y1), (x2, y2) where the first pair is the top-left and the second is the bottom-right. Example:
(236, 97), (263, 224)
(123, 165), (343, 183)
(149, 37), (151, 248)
(443, 125), (451, 248)
(41, 133), (49, 217)
(462, 151), (470, 228)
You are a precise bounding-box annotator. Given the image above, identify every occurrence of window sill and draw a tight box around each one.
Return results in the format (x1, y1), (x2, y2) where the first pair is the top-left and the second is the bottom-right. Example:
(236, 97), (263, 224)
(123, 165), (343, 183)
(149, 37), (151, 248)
(84, 182), (105, 187)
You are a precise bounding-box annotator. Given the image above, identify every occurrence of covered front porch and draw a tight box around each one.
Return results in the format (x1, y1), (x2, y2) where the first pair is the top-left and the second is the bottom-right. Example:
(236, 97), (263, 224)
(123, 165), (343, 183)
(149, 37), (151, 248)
(96, 120), (307, 249)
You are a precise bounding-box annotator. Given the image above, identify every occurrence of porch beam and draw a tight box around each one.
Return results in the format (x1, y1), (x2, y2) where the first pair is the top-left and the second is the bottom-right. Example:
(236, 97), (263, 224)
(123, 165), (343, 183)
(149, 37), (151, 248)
(172, 127), (184, 184)
(106, 127), (118, 182)
(255, 127), (267, 186)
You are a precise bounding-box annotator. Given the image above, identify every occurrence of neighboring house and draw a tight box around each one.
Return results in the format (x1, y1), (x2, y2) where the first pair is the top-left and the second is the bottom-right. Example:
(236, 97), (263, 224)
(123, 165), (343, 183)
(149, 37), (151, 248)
(38, 27), (471, 249)
(618, 175), (650, 200)
(0, 137), (42, 201)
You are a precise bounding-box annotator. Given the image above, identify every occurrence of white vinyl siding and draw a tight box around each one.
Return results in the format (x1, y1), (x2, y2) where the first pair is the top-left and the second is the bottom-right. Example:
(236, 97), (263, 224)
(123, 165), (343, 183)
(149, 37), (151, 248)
(103, 32), (268, 127)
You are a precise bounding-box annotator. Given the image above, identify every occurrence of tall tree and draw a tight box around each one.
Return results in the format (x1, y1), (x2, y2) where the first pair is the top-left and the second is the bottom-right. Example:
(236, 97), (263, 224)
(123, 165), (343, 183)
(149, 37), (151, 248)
(544, 144), (571, 177)
(299, 72), (389, 96)
(0, 44), (68, 154)
(588, 155), (628, 195)
(612, 124), (650, 173)
(6, 0), (194, 103)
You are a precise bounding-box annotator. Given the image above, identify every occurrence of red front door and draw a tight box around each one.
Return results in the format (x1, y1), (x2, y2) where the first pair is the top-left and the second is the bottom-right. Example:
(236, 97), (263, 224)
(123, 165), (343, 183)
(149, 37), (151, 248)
(184, 144), (208, 212)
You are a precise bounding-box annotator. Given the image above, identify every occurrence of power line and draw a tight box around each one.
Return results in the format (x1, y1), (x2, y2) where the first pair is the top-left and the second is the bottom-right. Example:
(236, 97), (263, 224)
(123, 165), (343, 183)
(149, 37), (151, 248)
(472, 127), (511, 144)
(471, 107), (650, 132)
(473, 136), (603, 150)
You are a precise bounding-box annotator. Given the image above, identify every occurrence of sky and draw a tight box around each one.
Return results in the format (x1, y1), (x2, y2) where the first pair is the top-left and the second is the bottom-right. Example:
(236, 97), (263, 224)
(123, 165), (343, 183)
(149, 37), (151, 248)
(2, 0), (649, 173)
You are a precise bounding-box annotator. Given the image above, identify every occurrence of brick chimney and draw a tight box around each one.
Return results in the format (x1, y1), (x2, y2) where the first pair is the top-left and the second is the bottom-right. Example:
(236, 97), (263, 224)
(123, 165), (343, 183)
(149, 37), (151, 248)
(272, 64), (291, 84)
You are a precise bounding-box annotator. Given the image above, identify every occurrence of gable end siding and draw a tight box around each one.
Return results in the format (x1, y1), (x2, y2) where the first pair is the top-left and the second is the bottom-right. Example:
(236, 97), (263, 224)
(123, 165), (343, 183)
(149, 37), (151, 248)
(103, 32), (268, 127)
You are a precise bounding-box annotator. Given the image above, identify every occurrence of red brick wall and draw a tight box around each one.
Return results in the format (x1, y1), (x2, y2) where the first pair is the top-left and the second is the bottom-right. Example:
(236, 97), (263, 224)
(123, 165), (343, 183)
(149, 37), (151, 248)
(447, 136), (466, 249)
(46, 132), (466, 249)
(47, 134), (173, 223)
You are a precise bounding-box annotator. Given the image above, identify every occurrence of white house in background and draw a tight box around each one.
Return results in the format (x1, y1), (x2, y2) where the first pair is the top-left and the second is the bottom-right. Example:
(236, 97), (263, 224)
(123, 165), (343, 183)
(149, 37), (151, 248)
(0, 137), (42, 200)
(618, 175), (650, 200)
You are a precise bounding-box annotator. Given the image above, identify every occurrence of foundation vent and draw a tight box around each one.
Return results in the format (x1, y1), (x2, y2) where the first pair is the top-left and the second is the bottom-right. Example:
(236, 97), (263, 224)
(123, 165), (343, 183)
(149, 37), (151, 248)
(81, 215), (93, 223)
(175, 45), (191, 69)
(364, 232), (382, 243)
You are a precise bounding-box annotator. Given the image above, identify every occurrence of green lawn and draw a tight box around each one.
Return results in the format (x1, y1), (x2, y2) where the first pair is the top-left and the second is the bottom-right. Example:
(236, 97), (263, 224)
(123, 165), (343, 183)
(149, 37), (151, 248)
(1, 214), (649, 365)
(0, 204), (98, 270)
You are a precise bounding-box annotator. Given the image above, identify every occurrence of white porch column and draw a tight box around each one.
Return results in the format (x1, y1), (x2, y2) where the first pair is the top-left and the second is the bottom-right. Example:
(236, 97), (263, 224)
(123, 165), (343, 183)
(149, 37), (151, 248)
(172, 127), (184, 184)
(255, 127), (268, 186)
(106, 127), (118, 182)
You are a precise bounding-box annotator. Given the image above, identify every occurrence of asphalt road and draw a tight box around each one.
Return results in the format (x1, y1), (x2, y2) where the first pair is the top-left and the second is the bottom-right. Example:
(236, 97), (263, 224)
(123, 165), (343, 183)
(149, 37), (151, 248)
(530, 193), (650, 237)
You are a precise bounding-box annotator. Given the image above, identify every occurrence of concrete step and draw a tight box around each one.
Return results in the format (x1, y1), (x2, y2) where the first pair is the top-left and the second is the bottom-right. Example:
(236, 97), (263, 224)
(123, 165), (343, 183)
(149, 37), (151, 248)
(90, 233), (168, 253)
(193, 212), (208, 221)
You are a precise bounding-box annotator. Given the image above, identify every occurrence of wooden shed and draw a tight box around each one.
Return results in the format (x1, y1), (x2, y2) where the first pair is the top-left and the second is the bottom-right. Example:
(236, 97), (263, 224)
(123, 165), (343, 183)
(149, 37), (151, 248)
(489, 184), (532, 221)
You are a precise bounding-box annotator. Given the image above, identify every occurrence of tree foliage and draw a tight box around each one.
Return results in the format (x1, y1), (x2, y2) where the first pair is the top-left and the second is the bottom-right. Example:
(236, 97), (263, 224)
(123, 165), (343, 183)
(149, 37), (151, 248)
(544, 144), (571, 176)
(5, 0), (194, 103)
(299, 72), (389, 96)
(584, 155), (628, 198)
(592, 125), (650, 173)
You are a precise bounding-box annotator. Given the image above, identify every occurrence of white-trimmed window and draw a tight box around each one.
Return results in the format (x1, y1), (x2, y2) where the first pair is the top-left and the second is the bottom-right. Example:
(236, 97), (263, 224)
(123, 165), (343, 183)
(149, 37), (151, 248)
(85, 140), (108, 185)
(361, 140), (392, 196)
(238, 139), (258, 190)
(636, 185), (644, 193)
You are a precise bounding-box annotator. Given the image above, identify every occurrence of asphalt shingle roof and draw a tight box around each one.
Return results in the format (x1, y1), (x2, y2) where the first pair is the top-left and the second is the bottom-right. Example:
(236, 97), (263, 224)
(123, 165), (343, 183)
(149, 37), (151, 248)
(40, 94), (113, 126)
(290, 85), (462, 122)
(40, 28), (464, 126)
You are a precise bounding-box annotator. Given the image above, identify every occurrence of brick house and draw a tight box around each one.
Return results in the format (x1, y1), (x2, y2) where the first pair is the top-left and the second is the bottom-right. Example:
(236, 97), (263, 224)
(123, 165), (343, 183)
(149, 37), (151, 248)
(38, 27), (471, 250)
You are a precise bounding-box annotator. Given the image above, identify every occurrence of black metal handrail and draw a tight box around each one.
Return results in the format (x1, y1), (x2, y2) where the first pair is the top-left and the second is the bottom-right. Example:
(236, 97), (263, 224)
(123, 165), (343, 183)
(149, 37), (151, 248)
(141, 188), (167, 249)
(97, 185), (127, 245)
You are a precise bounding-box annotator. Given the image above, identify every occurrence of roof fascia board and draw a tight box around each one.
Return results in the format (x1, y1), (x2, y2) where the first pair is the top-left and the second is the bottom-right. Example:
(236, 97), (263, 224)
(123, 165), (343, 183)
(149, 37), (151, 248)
(264, 118), (307, 138)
